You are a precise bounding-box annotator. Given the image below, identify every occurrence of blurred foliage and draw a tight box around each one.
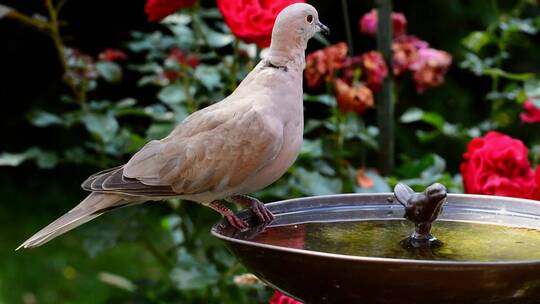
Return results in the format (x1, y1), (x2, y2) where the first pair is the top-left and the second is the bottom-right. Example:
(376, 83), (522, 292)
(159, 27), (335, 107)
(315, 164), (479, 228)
(1, 0), (540, 303)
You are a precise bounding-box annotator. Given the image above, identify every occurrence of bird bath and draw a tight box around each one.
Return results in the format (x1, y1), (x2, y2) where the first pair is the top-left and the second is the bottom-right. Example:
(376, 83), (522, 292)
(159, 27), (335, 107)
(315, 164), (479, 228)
(211, 184), (540, 304)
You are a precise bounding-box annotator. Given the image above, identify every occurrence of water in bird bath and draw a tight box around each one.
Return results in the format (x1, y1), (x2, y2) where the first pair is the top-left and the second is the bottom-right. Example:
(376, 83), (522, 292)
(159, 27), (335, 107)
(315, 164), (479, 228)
(241, 220), (540, 261)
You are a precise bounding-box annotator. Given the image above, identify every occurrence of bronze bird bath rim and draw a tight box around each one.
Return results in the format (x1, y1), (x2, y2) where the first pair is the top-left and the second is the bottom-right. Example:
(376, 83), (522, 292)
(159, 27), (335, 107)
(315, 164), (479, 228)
(212, 192), (540, 303)
(212, 192), (540, 266)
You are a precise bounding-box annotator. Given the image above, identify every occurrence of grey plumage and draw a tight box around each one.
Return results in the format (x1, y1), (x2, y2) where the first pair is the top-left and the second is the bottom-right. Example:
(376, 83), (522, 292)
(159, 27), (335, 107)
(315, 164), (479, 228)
(17, 3), (327, 249)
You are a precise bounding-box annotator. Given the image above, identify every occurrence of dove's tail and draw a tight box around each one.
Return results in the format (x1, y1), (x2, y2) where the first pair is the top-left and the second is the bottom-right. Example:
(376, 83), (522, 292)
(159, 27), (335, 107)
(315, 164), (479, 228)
(17, 192), (128, 250)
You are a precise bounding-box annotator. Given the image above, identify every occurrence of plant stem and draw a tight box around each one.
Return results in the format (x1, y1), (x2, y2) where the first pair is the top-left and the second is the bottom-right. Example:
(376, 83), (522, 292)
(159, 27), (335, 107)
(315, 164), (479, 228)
(45, 0), (85, 102)
(376, 0), (395, 175)
(8, 1), (85, 102)
(6, 10), (51, 30)
(181, 66), (196, 113)
(230, 39), (240, 91)
(335, 110), (345, 181)
(340, 0), (354, 55)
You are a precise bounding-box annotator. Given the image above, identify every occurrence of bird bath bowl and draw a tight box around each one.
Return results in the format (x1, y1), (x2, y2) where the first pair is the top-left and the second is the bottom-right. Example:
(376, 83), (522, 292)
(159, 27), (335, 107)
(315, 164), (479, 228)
(211, 190), (540, 304)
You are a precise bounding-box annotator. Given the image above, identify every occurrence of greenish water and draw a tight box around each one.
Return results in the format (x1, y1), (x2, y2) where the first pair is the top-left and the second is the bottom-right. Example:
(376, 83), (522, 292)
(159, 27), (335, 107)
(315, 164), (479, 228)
(249, 220), (540, 261)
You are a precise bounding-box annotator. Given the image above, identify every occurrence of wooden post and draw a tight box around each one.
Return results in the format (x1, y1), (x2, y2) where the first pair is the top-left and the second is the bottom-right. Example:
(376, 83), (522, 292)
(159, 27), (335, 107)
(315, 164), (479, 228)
(376, 0), (395, 175)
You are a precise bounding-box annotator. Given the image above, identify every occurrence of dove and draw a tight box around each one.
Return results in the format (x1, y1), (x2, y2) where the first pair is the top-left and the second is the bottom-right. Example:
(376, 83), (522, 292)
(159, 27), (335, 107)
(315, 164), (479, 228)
(18, 3), (330, 250)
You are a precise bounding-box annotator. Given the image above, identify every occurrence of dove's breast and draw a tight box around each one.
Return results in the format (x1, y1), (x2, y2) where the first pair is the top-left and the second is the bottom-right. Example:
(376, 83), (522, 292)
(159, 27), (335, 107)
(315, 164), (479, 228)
(236, 71), (304, 194)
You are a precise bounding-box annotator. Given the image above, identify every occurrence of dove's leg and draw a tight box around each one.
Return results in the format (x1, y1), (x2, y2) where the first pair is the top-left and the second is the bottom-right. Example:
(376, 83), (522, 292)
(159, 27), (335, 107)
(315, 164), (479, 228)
(209, 201), (248, 230)
(228, 195), (274, 222)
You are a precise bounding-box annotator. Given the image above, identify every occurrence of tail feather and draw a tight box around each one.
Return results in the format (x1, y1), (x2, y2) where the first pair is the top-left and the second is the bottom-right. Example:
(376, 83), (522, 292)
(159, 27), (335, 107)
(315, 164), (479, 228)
(17, 192), (125, 250)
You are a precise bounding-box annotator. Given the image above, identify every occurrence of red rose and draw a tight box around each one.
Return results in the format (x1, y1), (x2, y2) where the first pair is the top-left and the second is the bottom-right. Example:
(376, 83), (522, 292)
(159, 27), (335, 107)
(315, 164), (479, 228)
(460, 131), (536, 199)
(533, 167), (540, 200)
(409, 47), (452, 93)
(217, 0), (305, 48)
(98, 49), (128, 62)
(520, 99), (540, 124)
(392, 35), (428, 76)
(304, 42), (348, 88)
(145, 0), (197, 22)
(269, 291), (303, 304)
(334, 78), (374, 115)
(361, 51), (388, 92)
(359, 9), (407, 38)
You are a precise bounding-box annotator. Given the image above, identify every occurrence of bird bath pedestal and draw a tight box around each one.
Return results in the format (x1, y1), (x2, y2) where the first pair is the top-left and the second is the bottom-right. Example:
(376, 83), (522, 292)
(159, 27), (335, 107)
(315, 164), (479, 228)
(212, 184), (540, 304)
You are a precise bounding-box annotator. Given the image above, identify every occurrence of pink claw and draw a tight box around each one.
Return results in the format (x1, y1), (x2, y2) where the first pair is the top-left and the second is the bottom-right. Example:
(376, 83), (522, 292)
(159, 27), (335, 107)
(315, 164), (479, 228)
(226, 214), (248, 230)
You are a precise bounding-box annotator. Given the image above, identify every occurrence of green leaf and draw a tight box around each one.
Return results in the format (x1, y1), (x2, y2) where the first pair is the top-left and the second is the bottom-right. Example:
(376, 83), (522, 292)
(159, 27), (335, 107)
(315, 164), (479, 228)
(300, 139), (323, 158)
(81, 112), (119, 142)
(158, 83), (186, 104)
(462, 31), (491, 52)
(400, 108), (424, 123)
(170, 266), (219, 290)
(422, 112), (445, 129)
(304, 94), (335, 106)
(34, 151), (59, 169)
(524, 79), (540, 100)
(459, 52), (496, 75)
(194, 65), (222, 90)
(416, 130), (440, 142)
(293, 168), (342, 196)
(146, 122), (175, 139)
(96, 61), (123, 83)
(28, 110), (63, 127)
(0, 147), (58, 169)
(304, 119), (324, 133)
(401, 108), (444, 129)
(205, 29), (234, 48)
(199, 8), (222, 19)
(144, 104), (175, 121)
(500, 18), (538, 35)
(0, 151), (28, 166)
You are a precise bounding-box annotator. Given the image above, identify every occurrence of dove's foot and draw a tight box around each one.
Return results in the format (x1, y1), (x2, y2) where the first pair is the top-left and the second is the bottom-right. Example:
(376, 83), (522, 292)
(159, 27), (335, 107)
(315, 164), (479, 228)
(229, 195), (274, 223)
(225, 214), (249, 230)
(209, 200), (248, 230)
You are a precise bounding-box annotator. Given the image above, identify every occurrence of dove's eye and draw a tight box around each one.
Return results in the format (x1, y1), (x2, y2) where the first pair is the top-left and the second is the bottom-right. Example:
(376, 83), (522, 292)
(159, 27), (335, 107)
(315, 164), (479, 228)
(306, 15), (313, 24)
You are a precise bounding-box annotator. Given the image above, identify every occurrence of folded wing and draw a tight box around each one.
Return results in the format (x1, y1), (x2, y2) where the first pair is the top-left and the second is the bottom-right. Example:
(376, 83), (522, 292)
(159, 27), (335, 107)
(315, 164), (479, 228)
(82, 106), (284, 198)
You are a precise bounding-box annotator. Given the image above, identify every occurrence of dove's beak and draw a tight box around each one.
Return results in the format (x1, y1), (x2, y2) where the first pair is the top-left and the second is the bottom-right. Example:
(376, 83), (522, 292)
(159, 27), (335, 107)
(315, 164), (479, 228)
(317, 21), (330, 35)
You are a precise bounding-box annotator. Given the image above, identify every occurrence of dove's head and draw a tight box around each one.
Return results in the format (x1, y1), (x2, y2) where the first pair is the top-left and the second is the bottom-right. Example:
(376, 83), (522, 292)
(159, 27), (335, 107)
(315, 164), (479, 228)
(268, 3), (329, 65)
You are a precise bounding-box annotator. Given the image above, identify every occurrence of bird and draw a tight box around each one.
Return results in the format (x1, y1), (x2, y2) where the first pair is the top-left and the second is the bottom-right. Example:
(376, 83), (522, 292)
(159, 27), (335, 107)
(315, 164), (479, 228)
(17, 3), (330, 250)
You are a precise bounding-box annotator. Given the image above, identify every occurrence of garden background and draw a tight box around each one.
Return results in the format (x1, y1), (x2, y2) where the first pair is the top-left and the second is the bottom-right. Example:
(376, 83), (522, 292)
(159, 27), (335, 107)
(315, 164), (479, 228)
(1, 0), (540, 303)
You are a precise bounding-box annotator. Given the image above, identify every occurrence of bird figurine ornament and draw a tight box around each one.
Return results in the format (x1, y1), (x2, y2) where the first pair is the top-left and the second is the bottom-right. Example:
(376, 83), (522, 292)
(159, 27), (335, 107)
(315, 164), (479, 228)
(394, 182), (447, 248)
(18, 3), (330, 250)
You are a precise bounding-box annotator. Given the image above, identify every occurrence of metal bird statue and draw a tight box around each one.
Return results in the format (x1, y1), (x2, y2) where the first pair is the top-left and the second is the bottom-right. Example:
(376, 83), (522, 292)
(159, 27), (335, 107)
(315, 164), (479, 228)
(394, 182), (447, 249)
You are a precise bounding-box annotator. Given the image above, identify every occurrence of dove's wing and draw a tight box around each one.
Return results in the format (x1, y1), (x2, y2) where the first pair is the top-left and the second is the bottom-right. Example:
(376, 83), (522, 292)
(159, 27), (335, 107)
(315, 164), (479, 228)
(394, 183), (415, 206)
(84, 104), (284, 198)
